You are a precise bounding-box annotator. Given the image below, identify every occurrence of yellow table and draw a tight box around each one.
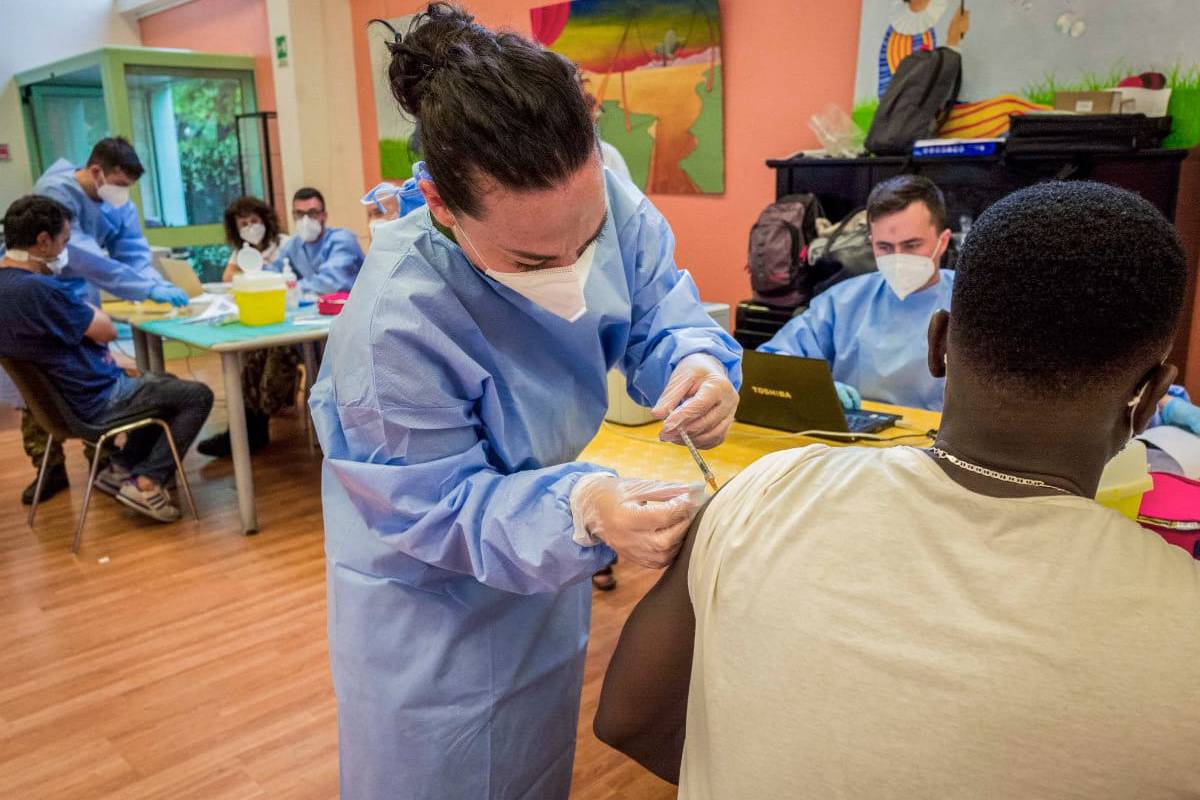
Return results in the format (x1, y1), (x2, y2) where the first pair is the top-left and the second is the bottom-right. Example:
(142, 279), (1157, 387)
(581, 402), (942, 488)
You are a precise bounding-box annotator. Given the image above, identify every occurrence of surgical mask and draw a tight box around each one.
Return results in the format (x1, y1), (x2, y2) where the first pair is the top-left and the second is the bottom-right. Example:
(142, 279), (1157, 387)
(6, 247), (67, 274)
(876, 253), (937, 300)
(458, 224), (595, 322)
(296, 215), (323, 243)
(97, 180), (130, 208)
(239, 222), (266, 246)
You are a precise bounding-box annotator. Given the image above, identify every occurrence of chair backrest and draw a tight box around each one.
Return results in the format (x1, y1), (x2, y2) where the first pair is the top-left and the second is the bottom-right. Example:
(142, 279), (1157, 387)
(0, 357), (85, 441)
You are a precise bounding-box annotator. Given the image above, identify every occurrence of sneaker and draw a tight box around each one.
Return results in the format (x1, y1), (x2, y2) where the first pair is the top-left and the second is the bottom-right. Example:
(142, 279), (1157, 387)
(21, 465), (69, 505)
(93, 463), (132, 498)
(115, 479), (181, 523)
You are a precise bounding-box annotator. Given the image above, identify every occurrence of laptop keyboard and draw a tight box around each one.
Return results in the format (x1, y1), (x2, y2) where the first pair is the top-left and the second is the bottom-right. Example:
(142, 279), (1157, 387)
(845, 410), (897, 434)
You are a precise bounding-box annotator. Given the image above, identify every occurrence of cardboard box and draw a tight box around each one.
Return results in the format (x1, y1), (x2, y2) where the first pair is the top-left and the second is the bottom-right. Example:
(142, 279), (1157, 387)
(1054, 90), (1123, 114)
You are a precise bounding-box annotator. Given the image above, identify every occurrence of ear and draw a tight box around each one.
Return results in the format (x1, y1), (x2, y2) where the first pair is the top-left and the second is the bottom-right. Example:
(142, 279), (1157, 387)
(1130, 362), (1178, 436)
(34, 230), (54, 252)
(933, 228), (952, 265)
(420, 179), (456, 228)
(927, 310), (950, 379)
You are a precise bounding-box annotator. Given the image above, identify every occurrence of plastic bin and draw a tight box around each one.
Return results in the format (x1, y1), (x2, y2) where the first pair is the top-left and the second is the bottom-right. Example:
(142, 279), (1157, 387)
(1095, 440), (1153, 520)
(233, 271), (286, 326)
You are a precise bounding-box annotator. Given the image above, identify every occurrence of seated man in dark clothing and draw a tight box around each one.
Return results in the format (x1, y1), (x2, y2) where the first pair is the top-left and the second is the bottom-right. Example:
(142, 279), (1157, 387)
(0, 195), (213, 521)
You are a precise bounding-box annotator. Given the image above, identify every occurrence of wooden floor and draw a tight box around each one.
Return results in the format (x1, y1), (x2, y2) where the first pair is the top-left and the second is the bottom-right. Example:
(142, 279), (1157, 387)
(0, 354), (675, 799)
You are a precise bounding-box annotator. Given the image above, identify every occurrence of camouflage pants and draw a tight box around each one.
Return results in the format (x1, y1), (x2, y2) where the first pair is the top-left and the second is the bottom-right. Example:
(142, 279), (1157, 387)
(242, 346), (303, 416)
(21, 409), (115, 470)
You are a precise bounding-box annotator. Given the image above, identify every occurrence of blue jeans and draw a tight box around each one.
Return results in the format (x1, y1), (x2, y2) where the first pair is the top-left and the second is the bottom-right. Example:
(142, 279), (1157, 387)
(93, 374), (214, 485)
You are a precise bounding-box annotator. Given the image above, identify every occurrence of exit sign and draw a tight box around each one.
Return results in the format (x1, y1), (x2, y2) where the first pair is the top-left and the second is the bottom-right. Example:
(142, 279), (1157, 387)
(0, 143), (9, 161)
(275, 35), (288, 67)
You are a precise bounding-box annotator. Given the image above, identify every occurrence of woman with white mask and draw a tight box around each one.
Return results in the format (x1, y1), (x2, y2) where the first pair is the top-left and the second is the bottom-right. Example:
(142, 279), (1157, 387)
(199, 197), (298, 458)
(309, 5), (741, 799)
(221, 195), (289, 282)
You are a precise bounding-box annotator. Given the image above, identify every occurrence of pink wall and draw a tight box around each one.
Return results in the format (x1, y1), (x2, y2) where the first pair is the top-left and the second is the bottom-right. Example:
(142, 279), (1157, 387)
(139, 0), (276, 114)
(348, 0), (863, 313)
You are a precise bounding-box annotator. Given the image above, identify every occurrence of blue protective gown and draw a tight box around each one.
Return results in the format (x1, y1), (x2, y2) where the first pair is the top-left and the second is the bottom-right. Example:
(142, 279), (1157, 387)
(271, 225), (364, 294)
(761, 270), (955, 411)
(29, 159), (169, 304)
(309, 170), (741, 799)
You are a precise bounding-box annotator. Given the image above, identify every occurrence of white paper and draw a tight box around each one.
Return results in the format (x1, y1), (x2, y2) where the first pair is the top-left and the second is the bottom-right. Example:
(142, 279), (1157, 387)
(1112, 87), (1172, 117)
(181, 294), (238, 324)
(1138, 425), (1200, 479)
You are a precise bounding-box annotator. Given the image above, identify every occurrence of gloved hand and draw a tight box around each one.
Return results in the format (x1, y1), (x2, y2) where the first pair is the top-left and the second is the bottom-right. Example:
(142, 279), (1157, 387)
(570, 474), (705, 569)
(1162, 396), (1200, 435)
(834, 381), (862, 411)
(652, 353), (739, 449)
(149, 284), (189, 307)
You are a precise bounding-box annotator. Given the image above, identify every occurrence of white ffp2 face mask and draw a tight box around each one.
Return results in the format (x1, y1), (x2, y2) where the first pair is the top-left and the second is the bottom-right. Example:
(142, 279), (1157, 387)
(240, 222), (267, 246)
(7, 247), (68, 274)
(458, 224), (595, 322)
(876, 253), (937, 300)
(296, 216), (323, 243)
(96, 180), (131, 208)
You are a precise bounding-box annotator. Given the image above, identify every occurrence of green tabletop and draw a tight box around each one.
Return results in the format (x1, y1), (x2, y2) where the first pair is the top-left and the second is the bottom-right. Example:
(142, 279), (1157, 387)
(135, 310), (334, 352)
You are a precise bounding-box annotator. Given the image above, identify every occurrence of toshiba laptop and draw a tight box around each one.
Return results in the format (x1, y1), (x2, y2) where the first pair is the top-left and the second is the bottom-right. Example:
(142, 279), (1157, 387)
(736, 351), (900, 437)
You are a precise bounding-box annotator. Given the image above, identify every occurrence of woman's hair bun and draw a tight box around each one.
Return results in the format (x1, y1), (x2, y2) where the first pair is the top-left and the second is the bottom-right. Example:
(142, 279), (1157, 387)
(378, 3), (484, 116)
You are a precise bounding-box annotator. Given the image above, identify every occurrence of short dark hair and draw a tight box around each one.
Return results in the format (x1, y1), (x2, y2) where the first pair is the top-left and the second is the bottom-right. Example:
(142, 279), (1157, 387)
(86, 136), (144, 181)
(3, 195), (69, 250)
(293, 187), (325, 211)
(223, 195), (282, 248)
(952, 181), (1187, 397)
(380, 3), (596, 217)
(867, 175), (947, 231)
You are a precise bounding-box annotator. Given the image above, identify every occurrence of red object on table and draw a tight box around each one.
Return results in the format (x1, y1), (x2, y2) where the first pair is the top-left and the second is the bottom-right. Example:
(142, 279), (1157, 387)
(1139, 472), (1200, 558)
(318, 291), (350, 316)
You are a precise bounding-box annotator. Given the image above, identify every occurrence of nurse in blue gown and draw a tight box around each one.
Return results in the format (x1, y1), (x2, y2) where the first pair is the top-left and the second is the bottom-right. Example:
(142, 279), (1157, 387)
(761, 175), (954, 411)
(309, 7), (742, 799)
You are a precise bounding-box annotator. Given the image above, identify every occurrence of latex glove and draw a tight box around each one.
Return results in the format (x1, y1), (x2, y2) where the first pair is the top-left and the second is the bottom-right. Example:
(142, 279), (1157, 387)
(1162, 396), (1200, 435)
(570, 474), (705, 569)
(834, 381), (862, 411)
(148, 284), (189, 307)
(652, 353), (739, 449)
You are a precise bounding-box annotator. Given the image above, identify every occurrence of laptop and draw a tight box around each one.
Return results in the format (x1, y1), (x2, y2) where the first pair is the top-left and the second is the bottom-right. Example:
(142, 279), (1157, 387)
(736, 351), (901, 437)
(156, 256), (205, 298)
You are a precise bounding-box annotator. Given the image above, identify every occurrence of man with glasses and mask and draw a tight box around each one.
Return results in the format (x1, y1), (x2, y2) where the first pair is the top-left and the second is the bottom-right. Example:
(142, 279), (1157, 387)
(270, 186), (364, 295)
(0, 136), (190, 506)
(196, 187), (365, 458)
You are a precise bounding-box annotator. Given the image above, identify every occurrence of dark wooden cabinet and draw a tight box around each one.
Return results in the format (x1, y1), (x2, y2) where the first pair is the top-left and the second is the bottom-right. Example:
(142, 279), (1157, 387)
(766, 149), (1188, 233)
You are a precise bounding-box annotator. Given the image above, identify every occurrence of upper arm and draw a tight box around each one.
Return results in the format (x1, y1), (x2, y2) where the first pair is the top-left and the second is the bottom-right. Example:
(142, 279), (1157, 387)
(593, 499), (709, 783)
(760, 299), (836, 361)
(84, 306), (117, 343)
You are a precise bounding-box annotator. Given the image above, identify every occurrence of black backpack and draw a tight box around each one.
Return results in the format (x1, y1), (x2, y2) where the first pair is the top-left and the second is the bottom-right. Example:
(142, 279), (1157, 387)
(866, 47), (962, 155)
(746, 193), (823, 309)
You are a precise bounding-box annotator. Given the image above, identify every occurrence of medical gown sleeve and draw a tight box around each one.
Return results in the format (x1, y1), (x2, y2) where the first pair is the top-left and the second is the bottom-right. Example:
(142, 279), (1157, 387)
(1148, 384), (1192, 429)
(758, 297), (839, 360)
(62, 238), (163, 301)
(312, 309), (614, 596)
(298, 229), (365, 294)
(619, 198), (742, 407)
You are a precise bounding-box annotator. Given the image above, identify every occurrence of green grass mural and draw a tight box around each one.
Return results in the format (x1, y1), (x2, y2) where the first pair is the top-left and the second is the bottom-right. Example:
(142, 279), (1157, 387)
(680, 66), (724, 193)
(597, 100), (656, 189)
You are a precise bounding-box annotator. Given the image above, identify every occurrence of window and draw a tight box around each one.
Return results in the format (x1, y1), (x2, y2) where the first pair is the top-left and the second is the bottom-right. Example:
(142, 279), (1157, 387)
(125, 66), (256, 228)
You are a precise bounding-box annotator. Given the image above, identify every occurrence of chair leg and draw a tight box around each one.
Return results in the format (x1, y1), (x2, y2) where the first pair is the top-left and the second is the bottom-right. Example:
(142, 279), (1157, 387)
(156, 420), (199, 521)
(27, 434), (54, 528)
(73, 435), (108, 554)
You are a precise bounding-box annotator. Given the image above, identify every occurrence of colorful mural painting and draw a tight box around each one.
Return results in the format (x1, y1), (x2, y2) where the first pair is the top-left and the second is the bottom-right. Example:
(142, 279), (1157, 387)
(853, 0), (1200, 149)
(532, 0), (724, 195)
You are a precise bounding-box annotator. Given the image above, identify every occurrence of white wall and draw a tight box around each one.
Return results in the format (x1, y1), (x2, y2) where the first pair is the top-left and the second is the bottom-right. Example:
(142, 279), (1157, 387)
(266, 0), (367, 241)
(0, 0), (141, 213)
